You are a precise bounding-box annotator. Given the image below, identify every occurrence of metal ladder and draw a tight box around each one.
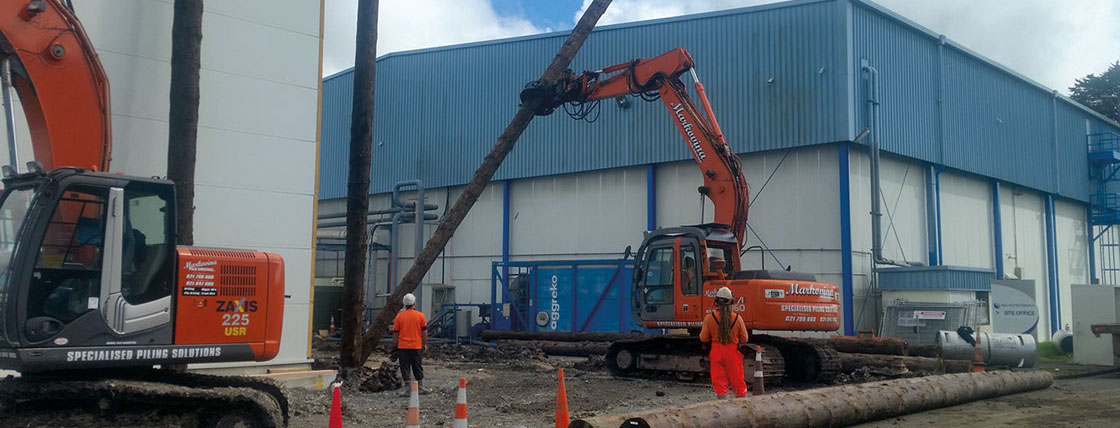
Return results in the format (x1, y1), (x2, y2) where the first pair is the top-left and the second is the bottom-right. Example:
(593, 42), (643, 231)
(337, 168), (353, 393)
(1088, 132), (1120, 284)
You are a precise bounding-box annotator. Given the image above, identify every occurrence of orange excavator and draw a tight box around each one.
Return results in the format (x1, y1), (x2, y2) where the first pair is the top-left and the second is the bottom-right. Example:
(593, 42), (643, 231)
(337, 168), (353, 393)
(523, 48), (842, 383)
(0, 1), (288, 426)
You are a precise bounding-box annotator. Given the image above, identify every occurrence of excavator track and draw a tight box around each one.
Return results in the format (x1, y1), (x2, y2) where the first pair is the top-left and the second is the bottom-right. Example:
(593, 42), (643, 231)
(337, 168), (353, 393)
(0, 369), (288, 427)
(606, 336), (785, 385)
(751, 334), (841, 383)
(605, 334), (840, 385)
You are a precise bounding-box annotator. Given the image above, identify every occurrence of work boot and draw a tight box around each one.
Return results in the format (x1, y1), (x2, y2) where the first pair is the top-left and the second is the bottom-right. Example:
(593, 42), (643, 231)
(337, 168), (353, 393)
(418, 383), (432, 395)
(716, 394), (730, 399)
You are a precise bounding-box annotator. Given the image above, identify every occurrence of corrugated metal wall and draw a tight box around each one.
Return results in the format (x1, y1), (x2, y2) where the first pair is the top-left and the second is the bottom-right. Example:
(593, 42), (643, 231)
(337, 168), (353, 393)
(319, 0), (848, 198)
(850, 0), (1119, 202)
(320, 0), (1120, 203)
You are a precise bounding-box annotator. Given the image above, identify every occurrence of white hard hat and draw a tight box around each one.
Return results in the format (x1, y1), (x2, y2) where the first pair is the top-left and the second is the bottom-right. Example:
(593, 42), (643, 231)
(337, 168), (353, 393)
(403, 293), (416, 306)
(716, 287), (733, 300)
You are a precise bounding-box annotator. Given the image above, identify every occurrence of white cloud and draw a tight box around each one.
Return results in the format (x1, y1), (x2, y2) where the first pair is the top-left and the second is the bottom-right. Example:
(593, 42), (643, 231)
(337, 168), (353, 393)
(574, 0), (774, 25)
(873, 0), (1120, 93)
(323, 0), (543, 76)
(575, 0), (1120, 93)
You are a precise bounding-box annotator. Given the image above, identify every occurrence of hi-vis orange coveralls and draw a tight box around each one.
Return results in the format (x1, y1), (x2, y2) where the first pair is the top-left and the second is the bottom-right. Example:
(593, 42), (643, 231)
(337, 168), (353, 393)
(699, 311), (750, 397)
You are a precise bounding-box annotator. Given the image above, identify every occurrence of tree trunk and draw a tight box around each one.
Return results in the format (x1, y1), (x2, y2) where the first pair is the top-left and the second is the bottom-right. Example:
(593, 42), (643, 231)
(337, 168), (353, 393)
(908, 344), (942, 358)
(804, 336), (910, 356)
(831, 336), (908, 355)
(836, 353), (949, 374)
(944, 359), (972, 373)
(499, 340), (610, 357)
(167, 0), (203, 246)
(357, 0), (614, 363)
(570, 371), (1054, 428)
(480, 330), (666, 343)
(339, 0), (379, 369)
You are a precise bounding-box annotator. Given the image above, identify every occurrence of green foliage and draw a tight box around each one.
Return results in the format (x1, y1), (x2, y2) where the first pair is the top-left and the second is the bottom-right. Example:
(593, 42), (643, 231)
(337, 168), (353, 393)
(1070, 61), (1120, 123)
(1037, 341), (1073, 363)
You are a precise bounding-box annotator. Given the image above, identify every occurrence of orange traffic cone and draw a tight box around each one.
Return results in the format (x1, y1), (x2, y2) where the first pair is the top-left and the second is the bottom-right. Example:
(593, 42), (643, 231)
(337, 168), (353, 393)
(406, 380), (420, 428)
(328, 381), (343, 428)
(971, 345), (986, 373)
(453, 378), (468, 428)
(329, 315), (336, 336)
(556, 369), (569, 428)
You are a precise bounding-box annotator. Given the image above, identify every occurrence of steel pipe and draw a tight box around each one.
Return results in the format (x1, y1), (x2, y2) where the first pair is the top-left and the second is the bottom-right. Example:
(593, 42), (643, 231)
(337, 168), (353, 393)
(1, 56), (19, 168)
(569, 371), (1053, 428)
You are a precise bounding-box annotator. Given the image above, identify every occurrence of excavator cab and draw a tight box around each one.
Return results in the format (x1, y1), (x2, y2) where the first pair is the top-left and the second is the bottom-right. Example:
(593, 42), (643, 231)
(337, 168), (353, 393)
(631, 223), (740, 329)
(0, 165), (284, 372)
(0, 166), (176, 350)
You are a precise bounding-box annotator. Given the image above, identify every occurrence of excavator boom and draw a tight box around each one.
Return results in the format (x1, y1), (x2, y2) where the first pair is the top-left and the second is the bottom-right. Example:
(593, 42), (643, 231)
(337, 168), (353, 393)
(0, 0), (111, 171)
(524, 48), (843, 385)
(523, 48), (750, 247)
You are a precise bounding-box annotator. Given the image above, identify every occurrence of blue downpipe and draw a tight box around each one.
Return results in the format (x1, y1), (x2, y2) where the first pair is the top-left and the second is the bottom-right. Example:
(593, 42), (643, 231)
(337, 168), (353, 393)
(646, 164), (657, 231)
(926, 165), (940, 266)
(1044, 195), (1061, 334)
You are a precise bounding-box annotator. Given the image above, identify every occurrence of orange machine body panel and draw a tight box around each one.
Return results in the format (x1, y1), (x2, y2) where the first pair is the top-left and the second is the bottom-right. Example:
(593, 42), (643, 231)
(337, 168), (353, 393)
(0, 0), (112, 171)
(173, 248), (284, 361)
(643, 278), (841, 332)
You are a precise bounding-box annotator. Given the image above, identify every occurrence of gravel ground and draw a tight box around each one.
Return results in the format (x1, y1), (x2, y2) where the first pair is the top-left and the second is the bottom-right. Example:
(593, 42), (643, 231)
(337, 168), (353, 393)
(289, 352), (719, 428)
(856, 370), (1120, 427)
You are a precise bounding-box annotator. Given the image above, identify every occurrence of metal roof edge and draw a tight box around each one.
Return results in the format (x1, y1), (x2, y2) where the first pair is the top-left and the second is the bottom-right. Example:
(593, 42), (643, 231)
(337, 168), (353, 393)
(850, 0), (1120, 130)
(322, 0), (832, 82)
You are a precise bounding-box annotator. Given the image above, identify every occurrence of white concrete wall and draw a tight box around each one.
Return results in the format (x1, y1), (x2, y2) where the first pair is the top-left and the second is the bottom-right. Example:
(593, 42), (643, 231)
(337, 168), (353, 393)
(1055, 200), (1089, 332)
(74, 1), (320, 365)
(316, 144), (1093, 341)
(849, 150), (928, 332)
(999, 186), (1051, 336)
(318, 146), (845, 330)
(939, 170), (994, 269)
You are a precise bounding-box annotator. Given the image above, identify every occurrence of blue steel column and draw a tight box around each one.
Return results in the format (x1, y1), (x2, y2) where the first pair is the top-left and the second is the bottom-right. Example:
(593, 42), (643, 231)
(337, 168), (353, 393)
(1044, 194), (1061, 334)
(992, 180), (1004, 279)
(838, 143), (855, 336)
(1088, 208), (1097, 284)
(502, 180), (511, 282)
(647, 164), (657, 231)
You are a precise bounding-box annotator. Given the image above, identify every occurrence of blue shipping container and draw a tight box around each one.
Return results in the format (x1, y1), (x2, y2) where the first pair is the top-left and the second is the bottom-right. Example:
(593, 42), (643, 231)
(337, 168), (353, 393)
(491, 259), (651, 334)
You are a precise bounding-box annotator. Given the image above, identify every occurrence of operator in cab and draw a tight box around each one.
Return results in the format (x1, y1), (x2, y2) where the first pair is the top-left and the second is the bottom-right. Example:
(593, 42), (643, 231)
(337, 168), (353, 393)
(700, 286), (749, 398)
(393, 293), (429, 394)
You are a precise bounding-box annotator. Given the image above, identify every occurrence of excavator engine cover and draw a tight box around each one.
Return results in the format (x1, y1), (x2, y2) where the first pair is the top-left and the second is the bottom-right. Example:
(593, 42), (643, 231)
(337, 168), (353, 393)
(174, 248), (285, 361)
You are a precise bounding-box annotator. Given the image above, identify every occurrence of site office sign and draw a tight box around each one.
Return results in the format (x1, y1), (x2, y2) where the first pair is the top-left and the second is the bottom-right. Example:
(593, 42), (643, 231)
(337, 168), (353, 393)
(990, 283), (1039, 334)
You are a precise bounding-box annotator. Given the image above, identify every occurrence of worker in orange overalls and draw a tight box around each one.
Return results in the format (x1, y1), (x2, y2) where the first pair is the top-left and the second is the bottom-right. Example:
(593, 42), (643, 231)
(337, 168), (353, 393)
(700, 286), (749, 398)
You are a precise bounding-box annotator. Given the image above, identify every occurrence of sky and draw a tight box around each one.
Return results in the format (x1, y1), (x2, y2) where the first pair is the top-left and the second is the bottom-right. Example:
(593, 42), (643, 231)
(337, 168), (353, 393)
(321, 0), (1120, 94)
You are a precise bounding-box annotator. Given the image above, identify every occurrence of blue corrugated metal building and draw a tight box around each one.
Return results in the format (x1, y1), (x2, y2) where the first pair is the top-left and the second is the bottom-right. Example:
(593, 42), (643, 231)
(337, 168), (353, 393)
(315, 0), (1120, 338)
(319, 0), (1118, 200)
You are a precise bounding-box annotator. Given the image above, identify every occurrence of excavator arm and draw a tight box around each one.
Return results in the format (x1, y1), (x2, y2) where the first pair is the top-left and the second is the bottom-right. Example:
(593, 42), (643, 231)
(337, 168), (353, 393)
(0, 0), (111, 171)
(522, 48), (750, 246)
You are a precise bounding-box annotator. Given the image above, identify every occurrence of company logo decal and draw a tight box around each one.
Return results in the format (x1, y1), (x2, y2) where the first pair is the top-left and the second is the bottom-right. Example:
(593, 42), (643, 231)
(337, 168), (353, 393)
(185, 260), (218, 272)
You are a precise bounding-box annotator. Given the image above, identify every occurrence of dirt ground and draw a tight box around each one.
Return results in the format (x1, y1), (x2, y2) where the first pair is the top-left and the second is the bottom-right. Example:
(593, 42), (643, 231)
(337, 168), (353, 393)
(289, 351), (718, 428)
(855, 371), (1120, 428)
(292, 344), (1120, 428)
(4, 343), (1118, 427)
